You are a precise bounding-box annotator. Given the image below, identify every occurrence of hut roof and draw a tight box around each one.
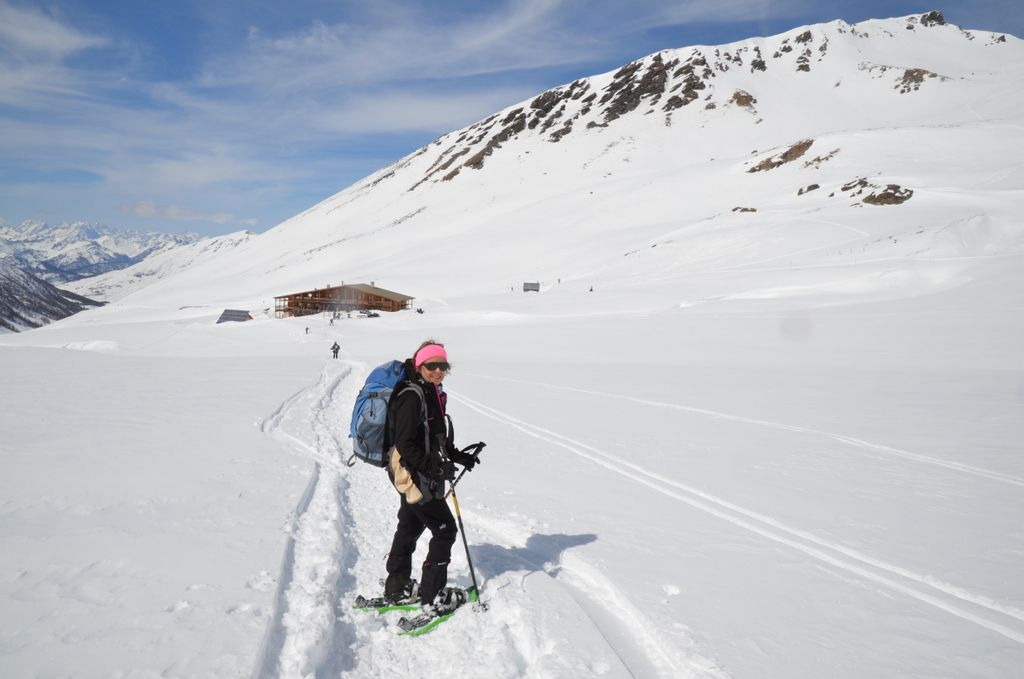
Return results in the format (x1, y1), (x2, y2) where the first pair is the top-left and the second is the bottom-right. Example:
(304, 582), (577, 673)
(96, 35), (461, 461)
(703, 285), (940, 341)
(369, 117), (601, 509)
(342, 283), (414, 302)
(274, 283), (413, 302)
(216, 309), (252, 323)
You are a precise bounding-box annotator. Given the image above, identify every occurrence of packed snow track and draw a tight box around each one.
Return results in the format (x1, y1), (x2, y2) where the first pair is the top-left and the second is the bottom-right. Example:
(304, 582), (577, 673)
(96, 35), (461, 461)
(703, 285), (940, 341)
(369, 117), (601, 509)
(254, 361), (727, 679)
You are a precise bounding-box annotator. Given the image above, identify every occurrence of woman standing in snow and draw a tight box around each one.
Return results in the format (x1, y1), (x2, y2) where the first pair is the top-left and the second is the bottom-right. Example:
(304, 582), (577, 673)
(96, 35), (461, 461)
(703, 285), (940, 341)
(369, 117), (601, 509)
(383, 340), (481, 613)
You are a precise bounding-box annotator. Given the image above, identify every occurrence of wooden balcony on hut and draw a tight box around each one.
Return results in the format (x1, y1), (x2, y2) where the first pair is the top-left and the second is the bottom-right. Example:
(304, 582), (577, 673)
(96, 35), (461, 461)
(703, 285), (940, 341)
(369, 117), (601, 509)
(274, 283), (414, 318)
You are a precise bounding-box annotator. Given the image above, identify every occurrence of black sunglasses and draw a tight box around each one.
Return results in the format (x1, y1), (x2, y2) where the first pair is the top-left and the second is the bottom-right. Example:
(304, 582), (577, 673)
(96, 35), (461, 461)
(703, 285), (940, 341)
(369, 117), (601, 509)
(421, 362), (450, 372)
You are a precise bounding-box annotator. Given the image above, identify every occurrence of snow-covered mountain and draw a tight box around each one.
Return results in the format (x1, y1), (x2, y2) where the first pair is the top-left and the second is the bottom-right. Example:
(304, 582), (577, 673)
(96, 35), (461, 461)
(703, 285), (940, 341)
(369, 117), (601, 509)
(2, 13), (1023, 679)
(93, 11), (1021, 317)
(0, 255), (103, 332)
(0, 220), (201, 284)
(62, 230), (255, 303)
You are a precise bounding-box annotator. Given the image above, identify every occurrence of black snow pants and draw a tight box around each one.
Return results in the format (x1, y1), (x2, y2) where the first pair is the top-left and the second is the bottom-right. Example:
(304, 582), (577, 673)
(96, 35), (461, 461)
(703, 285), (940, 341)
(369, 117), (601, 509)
(385, 494), (458, 605)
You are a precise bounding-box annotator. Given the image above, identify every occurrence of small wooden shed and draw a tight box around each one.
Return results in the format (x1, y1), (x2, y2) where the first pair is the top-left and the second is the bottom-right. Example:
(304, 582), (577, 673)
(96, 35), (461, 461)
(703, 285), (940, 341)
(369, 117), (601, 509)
(274, 283), (413, 318)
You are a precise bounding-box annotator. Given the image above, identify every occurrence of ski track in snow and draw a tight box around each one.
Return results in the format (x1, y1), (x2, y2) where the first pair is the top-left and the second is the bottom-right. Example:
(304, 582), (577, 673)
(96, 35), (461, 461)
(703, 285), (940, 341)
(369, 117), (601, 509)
(453, 390), (1024, 647)
(253, 361), (727, 678)
(254, 364), (360, 679)
(469, 375), (1024, 489)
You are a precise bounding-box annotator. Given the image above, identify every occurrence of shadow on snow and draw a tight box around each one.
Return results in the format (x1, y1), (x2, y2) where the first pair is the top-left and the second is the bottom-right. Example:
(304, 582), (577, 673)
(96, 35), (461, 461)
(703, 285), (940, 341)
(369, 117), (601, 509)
(472, 532), (598, 580)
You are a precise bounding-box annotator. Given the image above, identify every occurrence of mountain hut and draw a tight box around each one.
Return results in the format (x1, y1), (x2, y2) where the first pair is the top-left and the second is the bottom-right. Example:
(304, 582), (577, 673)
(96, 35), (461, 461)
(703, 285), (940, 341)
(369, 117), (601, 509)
(273, 283), (413, 318)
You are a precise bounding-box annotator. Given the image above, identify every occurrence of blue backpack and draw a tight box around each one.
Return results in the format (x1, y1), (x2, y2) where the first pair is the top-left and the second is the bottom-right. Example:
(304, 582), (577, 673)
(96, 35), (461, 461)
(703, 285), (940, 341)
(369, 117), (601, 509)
(347, 360), (424, 467)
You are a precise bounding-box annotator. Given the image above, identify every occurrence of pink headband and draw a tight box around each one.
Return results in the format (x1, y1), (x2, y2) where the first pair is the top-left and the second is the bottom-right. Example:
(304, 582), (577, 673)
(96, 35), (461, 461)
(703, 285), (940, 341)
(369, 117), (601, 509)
(414, 344), (447, 367)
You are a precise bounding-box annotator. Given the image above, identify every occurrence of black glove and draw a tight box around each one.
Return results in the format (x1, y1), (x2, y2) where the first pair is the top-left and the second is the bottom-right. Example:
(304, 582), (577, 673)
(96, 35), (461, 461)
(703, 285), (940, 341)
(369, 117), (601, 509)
(438, 460), (457, 481)
(448, 450), (476, 471)
(449, 442), (485, 472)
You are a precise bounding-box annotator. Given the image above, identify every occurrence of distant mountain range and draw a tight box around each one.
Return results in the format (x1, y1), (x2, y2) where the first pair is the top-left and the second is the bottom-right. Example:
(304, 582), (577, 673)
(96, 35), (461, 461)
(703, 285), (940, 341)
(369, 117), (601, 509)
(0, 221), (212, 332)
(0, 255), (104, 332)
(62, 230), (255, 303)
(0, 220), (201, 284)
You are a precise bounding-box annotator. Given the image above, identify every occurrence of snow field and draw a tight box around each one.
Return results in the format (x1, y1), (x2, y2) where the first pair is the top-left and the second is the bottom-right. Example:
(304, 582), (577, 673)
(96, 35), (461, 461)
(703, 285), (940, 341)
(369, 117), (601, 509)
(253, 358), (727, 678)
(3, 260), (1023, 678)
(0, 348), (320, 678)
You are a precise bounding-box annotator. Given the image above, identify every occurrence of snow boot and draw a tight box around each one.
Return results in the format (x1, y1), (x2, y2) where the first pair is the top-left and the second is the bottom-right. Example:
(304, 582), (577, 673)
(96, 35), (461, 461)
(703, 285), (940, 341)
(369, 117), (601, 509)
(384, 577), (419, 605)
(427, 586), (468, 616)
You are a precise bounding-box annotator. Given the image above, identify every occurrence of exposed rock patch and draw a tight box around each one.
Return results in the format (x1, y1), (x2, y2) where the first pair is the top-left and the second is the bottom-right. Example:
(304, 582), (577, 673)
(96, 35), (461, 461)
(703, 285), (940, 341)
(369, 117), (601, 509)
(841, 178), (914, 205)
(460, 112), (528, 173)
(859, 61), (949, 92)
(797, 48), (812, 72)
(748, 139), (814, 172)
(750, 46), (767, 72)
(897, 68), (942, 93)
(863, 184), (914, 205)
(841, 177), (872, 195)
(731, 89), (756, 107)
(803, 148), (840, 168)
(798, 184), (821, 195)
(530, 91), (562, 118)
(602, 54), (679, 123)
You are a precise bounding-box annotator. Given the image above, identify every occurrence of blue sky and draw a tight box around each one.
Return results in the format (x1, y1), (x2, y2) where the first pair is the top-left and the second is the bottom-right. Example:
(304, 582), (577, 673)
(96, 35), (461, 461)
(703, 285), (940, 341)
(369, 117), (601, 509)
(1, 0), (1019, 237)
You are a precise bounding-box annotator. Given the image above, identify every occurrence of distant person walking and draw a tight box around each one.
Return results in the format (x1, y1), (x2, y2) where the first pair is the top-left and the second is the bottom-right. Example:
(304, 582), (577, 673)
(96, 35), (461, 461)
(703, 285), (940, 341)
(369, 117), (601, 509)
(331, 342), (340, 359)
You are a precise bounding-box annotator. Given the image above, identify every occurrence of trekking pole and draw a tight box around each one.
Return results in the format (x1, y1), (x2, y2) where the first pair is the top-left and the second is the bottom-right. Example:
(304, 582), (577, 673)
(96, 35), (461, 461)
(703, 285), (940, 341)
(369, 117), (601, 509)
(444, 443), (485, 500)
(448, 482), (487, 611)
(444, 467), (469, 498)
(442, 442), (486, 608)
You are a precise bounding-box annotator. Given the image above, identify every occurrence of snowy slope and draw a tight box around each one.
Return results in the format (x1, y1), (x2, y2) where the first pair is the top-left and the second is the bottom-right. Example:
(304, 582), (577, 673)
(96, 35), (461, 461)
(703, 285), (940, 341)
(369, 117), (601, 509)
(62, 230), (254, 303)
(1, 12), (1023, 679)
(0, 255), (102, 332)
(89, 12), (1024, 315)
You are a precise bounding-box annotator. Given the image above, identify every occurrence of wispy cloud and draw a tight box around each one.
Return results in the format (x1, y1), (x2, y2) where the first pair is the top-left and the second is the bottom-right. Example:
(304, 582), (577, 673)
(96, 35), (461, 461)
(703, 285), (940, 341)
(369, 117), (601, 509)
(0, 1), (107, 59)
(307, 86), (541, 135)
(212, 0), (589, 89)
(117, 201), (256, 226)
(616, 0), (815, 29)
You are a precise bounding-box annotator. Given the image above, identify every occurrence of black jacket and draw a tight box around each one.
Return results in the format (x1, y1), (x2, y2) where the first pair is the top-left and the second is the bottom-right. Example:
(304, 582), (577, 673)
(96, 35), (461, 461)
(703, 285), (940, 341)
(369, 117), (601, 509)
(387, 360), (453, 479)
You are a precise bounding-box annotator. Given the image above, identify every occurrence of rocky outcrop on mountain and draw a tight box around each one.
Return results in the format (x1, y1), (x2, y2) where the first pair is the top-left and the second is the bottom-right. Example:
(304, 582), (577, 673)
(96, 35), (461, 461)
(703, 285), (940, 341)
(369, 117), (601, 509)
(897, 68), (944, 93)
(398, 11), (995, 191)
(0, 221), (201, 284)
(601, 54), (677, 123)
(730, 90), (757, 108)
(803, 149), (840, 169)
(840, 178), (915, 205)
(0, 256), (103, 332)
(748, 140), (815, 172)
(863, 184), (915, 205)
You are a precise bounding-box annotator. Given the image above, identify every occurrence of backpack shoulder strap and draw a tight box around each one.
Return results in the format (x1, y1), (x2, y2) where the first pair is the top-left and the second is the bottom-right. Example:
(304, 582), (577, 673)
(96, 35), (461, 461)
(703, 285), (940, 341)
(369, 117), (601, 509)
(395, 382), (426, 415)
(389, 382), (431, 459)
